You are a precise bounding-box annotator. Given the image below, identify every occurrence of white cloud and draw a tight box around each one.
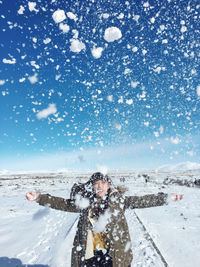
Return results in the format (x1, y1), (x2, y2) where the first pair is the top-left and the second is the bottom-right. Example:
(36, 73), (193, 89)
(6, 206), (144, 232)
(96, 164), (108, 175)
(104, 27), (122, 42)
(36, 104), (57, 119)
(70, 39), (86, 53)
(52, 10), (66, 23)
(170, 137), (181, 144)
(187, 151), (194, 157)
(2, 135), (199, 172)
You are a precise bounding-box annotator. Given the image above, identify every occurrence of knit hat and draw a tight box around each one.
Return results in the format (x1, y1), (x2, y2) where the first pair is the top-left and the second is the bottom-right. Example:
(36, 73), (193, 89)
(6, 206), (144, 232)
(89, 172), (112, 185)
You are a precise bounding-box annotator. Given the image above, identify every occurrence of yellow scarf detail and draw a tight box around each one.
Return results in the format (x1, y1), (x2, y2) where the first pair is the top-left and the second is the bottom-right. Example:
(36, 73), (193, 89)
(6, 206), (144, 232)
(93, 232), (105, 250)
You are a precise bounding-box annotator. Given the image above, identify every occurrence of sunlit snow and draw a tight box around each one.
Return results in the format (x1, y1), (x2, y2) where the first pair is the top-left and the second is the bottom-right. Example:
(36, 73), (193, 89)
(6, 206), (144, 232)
(70, 39), (86, 53)
(52, 10), (66, 23)
(104, 26), (122, 42)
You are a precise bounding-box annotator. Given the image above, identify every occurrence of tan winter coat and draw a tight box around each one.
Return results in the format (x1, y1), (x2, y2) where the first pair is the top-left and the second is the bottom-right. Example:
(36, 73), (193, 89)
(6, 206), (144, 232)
(37, 188), (167, 267)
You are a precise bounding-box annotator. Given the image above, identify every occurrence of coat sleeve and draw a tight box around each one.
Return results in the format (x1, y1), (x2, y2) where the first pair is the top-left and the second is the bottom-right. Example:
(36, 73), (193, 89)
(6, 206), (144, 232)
(37, 194), (81, 213)
(124, 192), (168, 209)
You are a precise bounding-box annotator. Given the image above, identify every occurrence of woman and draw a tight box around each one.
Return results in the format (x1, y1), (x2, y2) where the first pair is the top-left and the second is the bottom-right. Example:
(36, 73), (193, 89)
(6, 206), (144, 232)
(26, 172), (182, 267)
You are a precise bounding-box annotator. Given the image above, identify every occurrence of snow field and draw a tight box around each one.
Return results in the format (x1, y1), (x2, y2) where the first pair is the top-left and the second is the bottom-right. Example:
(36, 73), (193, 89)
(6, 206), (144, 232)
(0, 172), (199, 266)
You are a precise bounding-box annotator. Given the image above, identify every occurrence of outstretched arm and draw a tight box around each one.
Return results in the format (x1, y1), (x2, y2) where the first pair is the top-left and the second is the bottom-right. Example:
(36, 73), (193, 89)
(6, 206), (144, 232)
(124, 192), (183, 209)
(125, 192), (168, 209)
(26, 192), (80, 213)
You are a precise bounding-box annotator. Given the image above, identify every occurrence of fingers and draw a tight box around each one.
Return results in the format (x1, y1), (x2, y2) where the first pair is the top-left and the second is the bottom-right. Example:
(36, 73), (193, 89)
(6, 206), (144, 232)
(179, 194), (183, 200)
(171, 193), (183, 201)
(26, 192), (39, 201)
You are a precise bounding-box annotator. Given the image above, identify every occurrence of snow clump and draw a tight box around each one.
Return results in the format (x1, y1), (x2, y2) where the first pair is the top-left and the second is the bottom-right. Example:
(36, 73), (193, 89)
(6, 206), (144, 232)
(36, 104), (57, 119)
(150, 17), (155, 23)
(132, 46), (138, 52)
(93, 210), (111, 233)
(96, 164), (108, 175)
(102, 13), (109, 19)
(70, 39), (86, 53)
(107, 95), (113, 102)
(18, 5), (25, 15)
(0, 80), (5, 85)
(115, 123), (122, 131)
(131, 81), (139, 88)
(181, 26), (187, 33)
(3, 58), (16, 64)
(197, 85), (200, 97)
(43, 38), (51, 44)
(104, 27), (122, 42)
(28, 73), (38, 84)
(126, 99), (133, 105)
(67, 12), (78, 21)
(75, 195), (90, 209)
(52, 10), (66, 23)
(28, 2), (38, 13)
(59, 23), (70, 33)
(91, 47), (104, 59)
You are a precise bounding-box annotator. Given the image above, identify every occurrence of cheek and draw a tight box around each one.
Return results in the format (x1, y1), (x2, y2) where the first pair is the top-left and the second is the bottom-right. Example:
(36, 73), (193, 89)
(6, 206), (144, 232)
(103, 184), (108, 191)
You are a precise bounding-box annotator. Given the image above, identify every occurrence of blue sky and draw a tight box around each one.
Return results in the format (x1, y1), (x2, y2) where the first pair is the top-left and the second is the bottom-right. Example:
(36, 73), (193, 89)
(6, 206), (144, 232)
(0, 0), (200, 172)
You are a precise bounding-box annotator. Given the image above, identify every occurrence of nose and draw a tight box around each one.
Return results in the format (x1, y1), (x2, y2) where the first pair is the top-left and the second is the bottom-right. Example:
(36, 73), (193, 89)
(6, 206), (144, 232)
(97, 184), (102, 190)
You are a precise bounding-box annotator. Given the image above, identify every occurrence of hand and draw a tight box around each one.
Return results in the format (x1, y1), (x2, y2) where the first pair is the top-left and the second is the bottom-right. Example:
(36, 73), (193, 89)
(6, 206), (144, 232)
(171, 193), (183, 202)
(26, 192), (40, 201)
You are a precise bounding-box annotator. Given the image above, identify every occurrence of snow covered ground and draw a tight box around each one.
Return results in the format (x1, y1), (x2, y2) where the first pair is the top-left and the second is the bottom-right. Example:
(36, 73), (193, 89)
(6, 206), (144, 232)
(0, 171), (200, 267)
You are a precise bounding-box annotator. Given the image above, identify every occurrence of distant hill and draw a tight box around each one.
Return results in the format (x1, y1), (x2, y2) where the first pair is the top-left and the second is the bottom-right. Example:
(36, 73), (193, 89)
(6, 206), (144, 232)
(157, 161), (200, 172)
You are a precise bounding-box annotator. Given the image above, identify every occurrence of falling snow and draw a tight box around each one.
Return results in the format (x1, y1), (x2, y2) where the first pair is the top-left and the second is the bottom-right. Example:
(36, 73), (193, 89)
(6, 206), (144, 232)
(0, 0), (200, 171)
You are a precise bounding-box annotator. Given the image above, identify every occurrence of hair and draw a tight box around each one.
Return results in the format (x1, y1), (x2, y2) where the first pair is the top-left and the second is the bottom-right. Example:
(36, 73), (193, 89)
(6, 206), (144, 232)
(88, 172), (112, 218)
(70, 172), (113, 218)
(89, 172), (112, 185)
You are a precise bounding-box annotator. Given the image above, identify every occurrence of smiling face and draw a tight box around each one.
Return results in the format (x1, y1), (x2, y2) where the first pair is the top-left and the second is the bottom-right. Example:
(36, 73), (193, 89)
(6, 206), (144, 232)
(93, 180), (110, 198)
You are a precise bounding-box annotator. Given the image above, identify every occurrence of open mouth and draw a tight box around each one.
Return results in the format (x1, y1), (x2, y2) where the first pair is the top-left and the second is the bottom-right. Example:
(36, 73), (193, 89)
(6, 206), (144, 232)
(96, 190), (103, 194)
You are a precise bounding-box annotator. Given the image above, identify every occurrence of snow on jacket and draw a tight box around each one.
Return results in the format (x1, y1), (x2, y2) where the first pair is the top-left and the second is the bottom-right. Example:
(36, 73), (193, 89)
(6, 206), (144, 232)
(37, 188), (168, 267)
